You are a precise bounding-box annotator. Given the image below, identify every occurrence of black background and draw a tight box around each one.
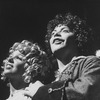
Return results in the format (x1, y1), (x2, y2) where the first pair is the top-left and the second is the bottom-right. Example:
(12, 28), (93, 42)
(0, 0), (100, 99)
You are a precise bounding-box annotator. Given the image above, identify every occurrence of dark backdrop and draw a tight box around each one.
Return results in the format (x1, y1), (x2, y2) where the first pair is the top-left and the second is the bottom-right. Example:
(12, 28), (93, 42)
(0, 0), (100, 100)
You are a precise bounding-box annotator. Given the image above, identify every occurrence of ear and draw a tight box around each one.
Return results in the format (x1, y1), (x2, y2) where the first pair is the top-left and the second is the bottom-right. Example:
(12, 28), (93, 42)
(24, 63), (29, 69)
(24, 75), (31, 83)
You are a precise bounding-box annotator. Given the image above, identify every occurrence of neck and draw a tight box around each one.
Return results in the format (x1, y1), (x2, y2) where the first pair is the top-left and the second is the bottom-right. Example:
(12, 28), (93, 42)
(55, 49), (78, 72)
(8, 78), (29, 97)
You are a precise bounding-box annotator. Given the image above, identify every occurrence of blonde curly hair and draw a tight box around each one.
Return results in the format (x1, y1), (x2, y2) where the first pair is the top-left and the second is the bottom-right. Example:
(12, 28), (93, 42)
(1, 40), (51, 83)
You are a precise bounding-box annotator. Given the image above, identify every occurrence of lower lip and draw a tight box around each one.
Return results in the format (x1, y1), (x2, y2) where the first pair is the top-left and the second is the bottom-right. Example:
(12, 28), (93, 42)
(54, 39), (62, 42)
(54, 41), (63, 44)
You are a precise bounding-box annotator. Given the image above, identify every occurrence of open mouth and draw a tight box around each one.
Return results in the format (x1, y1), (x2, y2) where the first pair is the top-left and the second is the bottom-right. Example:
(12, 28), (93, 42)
(5, 64), (13, 69)
(53, 38), (64, 44)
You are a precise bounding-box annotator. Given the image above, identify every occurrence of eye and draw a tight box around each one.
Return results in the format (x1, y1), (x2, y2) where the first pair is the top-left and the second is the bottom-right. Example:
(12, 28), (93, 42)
(62, 29), (70, 33)
(15, 56), (23, 61)
(51, 30), (57, 36)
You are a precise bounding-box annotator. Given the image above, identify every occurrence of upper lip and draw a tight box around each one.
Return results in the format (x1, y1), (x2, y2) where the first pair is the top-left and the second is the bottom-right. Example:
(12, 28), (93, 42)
(53, 38), (64, 43)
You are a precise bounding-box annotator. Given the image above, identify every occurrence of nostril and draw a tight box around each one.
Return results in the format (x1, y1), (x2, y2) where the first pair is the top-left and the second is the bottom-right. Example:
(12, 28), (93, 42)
(54, 32), (61, 37)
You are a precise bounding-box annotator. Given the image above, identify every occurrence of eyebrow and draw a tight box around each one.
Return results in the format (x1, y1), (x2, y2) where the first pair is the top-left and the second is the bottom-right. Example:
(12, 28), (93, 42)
(9, 53), (24, 58)
(60, 27), (67, 32)
(53, 27), (67, 33)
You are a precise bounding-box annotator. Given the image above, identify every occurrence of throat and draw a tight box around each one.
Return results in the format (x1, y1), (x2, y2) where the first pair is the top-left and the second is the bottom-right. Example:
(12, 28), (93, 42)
(8, 82), (25, 98)
(9, 78), (28, 90)
(56, 54), (77, 73)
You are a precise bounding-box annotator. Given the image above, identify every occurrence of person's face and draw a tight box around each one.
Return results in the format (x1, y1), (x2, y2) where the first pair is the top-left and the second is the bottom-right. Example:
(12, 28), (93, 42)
(50, 24), (74, 53)
(3, 50), (26, 78)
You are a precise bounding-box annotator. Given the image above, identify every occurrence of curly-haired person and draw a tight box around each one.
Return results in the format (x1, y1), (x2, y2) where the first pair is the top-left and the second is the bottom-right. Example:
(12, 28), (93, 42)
(1, 40), (52, 100)
(25, 12), (100, 100)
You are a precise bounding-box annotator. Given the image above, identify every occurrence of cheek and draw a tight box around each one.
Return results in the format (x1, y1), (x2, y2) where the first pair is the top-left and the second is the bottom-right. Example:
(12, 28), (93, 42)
(64, 33), (74, 42)
(49, 39), (53, 47)
(14, 61), (25, 72)
(63, 36), (68, 44)
(49, 41), (54, 53)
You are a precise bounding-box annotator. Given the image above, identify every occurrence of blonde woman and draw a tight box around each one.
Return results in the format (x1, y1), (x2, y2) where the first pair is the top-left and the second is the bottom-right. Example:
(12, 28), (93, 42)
(1, 40), (51, 100)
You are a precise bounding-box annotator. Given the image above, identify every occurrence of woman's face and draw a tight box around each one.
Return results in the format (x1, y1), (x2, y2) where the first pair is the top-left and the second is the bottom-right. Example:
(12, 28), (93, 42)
(3, 50), (26, 78)
(50, 24), (74, 54)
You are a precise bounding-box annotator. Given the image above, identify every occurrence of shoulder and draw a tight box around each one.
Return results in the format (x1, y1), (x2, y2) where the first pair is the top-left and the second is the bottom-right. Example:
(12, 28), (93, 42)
(73, 55), (100, 63)
(72, 55), (100, 71)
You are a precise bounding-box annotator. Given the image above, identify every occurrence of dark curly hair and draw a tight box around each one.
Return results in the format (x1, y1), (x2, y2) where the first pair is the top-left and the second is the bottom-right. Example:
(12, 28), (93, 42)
(45, 12), (94, 56)
(1, 40), (52, 84)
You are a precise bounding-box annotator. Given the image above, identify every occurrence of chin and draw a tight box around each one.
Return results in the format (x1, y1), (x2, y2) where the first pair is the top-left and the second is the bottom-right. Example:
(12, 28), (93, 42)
(3, 69), (15, 75)
(3, 70), (11, 74)
(52, 45), (65, 53)
(53, 48), (65, 56)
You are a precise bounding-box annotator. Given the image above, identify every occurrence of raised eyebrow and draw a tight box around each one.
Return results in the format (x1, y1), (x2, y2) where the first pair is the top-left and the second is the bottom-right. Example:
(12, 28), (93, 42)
(17, 54), (25, 58)
(12, 54), (24, 58)
(60, 27), (67, 31)
(58, 27), (68, 33)
(52, 27), (67, 33)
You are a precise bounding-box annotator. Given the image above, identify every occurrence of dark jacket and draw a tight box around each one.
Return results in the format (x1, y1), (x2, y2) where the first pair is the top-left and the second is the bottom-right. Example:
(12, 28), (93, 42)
(33, 56), (100, 100)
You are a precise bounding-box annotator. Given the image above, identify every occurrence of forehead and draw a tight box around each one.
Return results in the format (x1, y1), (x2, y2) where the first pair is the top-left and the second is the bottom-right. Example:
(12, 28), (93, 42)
(10, 50), (22, 57)
(53, 24), (69, 32)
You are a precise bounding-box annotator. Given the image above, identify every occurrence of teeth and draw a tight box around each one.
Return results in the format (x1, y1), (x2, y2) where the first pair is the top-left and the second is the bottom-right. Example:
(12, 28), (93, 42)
(6, 64), (12, 69)
(55, 40), (62, 44)
(53, 38), (64, 43)
(53, 39), (64, 44)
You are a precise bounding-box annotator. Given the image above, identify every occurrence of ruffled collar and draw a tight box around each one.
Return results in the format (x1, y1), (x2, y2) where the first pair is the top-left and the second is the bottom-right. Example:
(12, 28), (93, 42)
(54, 56), (77, 81)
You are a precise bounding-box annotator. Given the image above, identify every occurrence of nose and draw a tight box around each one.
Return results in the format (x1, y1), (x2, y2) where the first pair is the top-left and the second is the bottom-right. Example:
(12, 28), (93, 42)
(54, 32), (61, 37)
